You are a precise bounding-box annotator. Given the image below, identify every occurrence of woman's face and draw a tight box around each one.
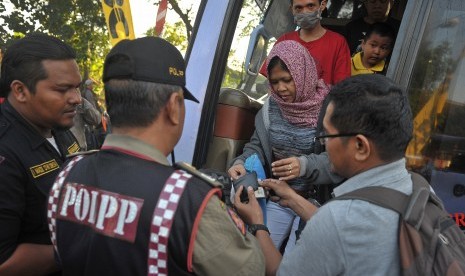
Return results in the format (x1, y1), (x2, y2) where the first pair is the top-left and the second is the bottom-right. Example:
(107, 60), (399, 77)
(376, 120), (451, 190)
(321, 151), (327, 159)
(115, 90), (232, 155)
(269, 65), (296, 103)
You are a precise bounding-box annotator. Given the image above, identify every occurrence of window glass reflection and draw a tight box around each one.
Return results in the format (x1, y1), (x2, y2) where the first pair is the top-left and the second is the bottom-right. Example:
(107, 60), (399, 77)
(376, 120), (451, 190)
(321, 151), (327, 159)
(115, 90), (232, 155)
(406, 1), (465, 176)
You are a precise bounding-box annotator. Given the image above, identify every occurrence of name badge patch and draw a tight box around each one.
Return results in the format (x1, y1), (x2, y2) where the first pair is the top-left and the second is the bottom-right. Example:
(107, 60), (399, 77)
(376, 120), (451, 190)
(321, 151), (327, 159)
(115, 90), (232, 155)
(30, 159), (59, 178)
(58, 183), (144, 242)
(67, 142), (80, 154)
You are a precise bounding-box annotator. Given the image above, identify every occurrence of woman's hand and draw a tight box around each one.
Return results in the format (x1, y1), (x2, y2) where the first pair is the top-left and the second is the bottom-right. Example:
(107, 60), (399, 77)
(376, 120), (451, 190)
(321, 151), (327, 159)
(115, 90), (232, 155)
(271, 157), (300, 180)
(228, 164), (247, 180)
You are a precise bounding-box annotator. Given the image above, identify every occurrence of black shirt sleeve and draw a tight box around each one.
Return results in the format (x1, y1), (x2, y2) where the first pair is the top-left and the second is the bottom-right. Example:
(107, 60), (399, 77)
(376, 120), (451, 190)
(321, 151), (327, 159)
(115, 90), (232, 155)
(0, 152), (26, 264)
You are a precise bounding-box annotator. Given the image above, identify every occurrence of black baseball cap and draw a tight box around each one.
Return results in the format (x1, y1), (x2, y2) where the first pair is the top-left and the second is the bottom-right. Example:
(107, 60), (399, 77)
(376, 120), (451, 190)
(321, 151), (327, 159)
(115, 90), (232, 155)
(103, 37), (198, 103)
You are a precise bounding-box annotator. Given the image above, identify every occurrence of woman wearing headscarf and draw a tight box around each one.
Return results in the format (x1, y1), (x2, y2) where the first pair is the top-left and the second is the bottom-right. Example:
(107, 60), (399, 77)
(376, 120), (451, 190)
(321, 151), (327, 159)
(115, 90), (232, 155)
(228, 40), (330, 254)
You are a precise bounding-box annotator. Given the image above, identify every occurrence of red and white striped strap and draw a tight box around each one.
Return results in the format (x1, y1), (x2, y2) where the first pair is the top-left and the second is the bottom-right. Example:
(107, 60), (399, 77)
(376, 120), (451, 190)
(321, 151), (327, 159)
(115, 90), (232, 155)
(147, 170), (192, 276)
(47, 155), (84, 253)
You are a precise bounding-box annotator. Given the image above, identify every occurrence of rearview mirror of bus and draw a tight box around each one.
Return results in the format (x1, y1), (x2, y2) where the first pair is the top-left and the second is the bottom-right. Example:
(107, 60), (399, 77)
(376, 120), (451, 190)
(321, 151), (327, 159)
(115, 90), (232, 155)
(245, 24), (269, 76)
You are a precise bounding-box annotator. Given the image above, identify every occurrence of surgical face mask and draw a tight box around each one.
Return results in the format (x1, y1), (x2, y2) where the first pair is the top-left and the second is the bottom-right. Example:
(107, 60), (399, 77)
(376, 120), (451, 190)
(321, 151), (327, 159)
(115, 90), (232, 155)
(294, 9), (321, 30)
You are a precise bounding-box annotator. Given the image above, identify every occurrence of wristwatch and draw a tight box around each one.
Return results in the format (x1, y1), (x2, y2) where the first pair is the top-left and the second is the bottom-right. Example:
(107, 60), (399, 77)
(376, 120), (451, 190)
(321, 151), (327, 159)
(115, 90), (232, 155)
(248, 224), (270, 236)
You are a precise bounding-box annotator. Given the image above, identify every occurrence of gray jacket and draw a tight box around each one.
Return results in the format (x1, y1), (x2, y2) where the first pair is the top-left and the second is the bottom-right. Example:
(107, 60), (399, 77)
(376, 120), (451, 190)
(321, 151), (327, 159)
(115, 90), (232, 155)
(70, 98), (101, 150)
(231, 98), (342, 185)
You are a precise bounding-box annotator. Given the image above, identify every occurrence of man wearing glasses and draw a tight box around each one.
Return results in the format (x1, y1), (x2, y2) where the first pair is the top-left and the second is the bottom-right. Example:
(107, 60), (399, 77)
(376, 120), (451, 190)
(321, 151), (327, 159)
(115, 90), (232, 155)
(344, 0), (401, 55)
(235, 74), (414, 275)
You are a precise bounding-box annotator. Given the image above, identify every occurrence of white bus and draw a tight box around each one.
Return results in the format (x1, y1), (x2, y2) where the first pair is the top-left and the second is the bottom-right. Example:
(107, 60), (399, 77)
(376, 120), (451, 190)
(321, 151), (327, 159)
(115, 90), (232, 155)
(179, 0), (465, 227)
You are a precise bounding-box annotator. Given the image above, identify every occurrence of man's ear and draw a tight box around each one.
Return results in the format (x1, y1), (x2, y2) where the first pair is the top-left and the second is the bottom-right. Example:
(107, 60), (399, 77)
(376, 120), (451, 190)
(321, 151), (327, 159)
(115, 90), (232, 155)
(360, 40), (367, 52)
(354, 134), (371, 161)
(10, 80), (28, 103)
(320, 0), (328, 11)
(165, 91), (183, 125)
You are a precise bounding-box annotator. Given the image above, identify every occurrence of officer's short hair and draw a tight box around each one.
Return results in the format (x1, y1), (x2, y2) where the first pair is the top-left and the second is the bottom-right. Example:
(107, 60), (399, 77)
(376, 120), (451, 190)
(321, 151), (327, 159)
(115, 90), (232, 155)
(327, 74), (413, 162)
(105, 79), (182, 128)
(0, 33), (76, 96)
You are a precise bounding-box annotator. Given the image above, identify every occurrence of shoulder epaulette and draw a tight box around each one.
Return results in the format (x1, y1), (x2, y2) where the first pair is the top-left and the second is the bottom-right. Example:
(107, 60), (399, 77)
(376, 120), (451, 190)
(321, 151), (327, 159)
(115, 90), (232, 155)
(66, 149), (99, 158)
(175, 161), (223, 188)
(0, 118), (10, 139)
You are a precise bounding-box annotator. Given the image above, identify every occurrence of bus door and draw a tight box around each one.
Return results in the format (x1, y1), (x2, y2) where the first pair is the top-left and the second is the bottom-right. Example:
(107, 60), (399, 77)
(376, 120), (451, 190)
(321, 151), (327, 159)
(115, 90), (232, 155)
(181, 0), (464, 228)
(176, 0), (271, 169)
(180, 0), (408, 169)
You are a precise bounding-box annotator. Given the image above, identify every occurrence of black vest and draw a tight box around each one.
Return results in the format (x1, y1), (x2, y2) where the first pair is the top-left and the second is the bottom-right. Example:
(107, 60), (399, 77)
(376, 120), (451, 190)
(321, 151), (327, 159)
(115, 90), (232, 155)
(53, 149), (217, 275)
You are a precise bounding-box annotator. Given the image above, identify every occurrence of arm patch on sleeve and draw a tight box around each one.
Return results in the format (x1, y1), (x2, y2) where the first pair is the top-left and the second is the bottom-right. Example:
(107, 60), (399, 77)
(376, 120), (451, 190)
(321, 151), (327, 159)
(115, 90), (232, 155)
(226, 207), (246, 236)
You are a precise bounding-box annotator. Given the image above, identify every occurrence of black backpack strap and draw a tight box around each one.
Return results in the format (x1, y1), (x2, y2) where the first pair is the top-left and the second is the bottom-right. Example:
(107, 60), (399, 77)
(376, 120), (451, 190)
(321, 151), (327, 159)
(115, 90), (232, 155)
(410, 171), (445, 210)
(404, 172), (430, 228)
(334, 172), (433, 230)
(335, 186), (409, 215)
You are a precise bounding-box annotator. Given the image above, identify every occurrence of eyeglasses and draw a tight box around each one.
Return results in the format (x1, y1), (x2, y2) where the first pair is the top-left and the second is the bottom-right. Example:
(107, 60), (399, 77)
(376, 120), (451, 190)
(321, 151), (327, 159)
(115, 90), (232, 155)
(364, 0), (389, 4)
(313, 132), (360, 145)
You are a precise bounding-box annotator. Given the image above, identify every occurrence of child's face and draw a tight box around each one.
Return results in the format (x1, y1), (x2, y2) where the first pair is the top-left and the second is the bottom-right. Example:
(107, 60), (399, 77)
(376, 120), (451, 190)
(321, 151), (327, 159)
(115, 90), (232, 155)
(361, 33), (393, 67)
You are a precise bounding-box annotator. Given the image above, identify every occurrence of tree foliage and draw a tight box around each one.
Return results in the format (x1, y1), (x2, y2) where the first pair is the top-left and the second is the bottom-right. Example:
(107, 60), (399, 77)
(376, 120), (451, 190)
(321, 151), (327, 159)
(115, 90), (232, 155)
(149, 0), (195, 48)
(0, 0), (110, 89)
(145, 21), (188, 53)
(166, 0), (193, 41)
(0, 0), (267, 98)
(148, 0), (264, 91)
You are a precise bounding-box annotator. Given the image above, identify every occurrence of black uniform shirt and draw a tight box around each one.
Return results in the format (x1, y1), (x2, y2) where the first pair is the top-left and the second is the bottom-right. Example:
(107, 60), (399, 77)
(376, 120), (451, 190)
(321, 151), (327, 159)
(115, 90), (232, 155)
(0, 100), (80, 263)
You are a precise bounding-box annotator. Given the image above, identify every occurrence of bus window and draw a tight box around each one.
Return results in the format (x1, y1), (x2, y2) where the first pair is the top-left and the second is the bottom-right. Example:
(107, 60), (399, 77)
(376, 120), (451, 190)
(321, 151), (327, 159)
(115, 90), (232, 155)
(210, 0), (409, 170)
(404, 0), (465, 214)
(220, 0), (272, 101)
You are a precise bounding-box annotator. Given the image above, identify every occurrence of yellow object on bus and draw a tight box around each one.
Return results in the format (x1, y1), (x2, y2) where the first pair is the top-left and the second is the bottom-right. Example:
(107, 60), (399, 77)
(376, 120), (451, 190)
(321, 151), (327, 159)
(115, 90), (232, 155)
(406, 89), (448, 168)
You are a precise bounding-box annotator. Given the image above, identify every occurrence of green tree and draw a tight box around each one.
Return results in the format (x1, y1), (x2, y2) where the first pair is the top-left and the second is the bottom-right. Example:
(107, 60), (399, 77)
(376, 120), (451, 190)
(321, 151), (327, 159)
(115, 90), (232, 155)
(148, 0), (196, 49)
(222, 0), (263, 93)
(145, 21), (188, 53)
(0, 0), (110, 94)
(166, 0), (193, 42)
(148, 0), (264, 91)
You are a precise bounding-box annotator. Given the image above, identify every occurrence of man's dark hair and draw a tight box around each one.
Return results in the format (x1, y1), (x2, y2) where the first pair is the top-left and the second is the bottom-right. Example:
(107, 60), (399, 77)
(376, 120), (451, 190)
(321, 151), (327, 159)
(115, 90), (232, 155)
(105, 79), (181, 128)
(0, 33), (76, 96)
(327, 74), (413, 161)
(364, 22), (396, 46)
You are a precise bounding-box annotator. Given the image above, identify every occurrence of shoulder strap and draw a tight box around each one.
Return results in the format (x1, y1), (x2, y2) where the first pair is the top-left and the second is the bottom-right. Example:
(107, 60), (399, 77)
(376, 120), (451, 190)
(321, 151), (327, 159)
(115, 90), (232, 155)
(335, 186), (409, 214)
(0, 116), (10, 138)
(147, 169), (192, 276)
(47, 155), (85, 254)
(334, 172), (433, 230)
(175, 161), (223, 188)
(404, 172), (431, 228)
(410, 171), (444, 209)
(66, 149), (99, 158)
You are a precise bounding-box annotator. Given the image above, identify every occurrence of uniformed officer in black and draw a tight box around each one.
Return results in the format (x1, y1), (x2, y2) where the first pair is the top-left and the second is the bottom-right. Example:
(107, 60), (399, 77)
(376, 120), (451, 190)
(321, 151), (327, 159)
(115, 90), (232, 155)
(0, 34), (82, 275)
(48, 37), (265, 275)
